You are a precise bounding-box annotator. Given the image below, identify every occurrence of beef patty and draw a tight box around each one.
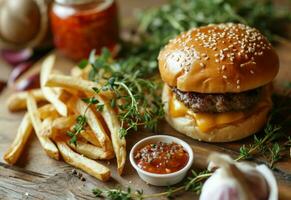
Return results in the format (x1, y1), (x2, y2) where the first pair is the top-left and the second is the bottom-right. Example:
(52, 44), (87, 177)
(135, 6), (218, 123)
(172, 87), (262, 113)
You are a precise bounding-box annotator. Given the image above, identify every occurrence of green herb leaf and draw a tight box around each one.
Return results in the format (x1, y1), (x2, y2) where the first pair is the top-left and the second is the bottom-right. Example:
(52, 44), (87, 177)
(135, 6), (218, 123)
(92, 188), (103, 197)
(78, 59), (88, 69)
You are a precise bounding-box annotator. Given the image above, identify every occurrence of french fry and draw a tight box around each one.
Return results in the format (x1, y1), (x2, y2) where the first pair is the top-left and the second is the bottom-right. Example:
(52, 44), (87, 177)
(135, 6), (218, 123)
(74, 98), (113, 152)
(52, 115), (76, 129)
(45, 74), (113, 99)
(48, 115), (76, 139)
(55, 139), (111, 181)
(47, 116), (101, 147)
(70, 65), (91, 79)
(26, 93), (59, 160)
(38, 104), (59, 120)
(41, 55), (68, 117)
(6, 89), (46, 112)
(67, 140), (114, 160)
(41, 117), (54, 137)
(3, 113), (33, 165)
(96, 95), (126, 175)
(80, 128), (102, 147)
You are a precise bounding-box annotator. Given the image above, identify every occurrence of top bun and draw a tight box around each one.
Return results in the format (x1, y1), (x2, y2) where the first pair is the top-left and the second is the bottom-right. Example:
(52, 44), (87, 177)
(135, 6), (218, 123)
(158, 23), (279, 93)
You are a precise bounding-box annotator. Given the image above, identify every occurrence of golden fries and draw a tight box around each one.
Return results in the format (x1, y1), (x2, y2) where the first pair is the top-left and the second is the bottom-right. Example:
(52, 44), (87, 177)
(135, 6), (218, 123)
(45, 74), (113, 99)
(26, 93), (59, 160)
(41, 55), (68, 117)
(3, 113), (32, 165)
(67, 140), (114, 160)
(80, 129), (102, 147)
(5, 53), (131, 180)
(4, 104), (58, 164)
(55, 139), (110, 181)
(48, 116), (102, 147)
(6, 89), (46, 112)
(74, 98), (113, 152)
(41, 117), (54, 137)
(52, 115), (76, 129)
(38, 104), (59, 120)
(96, 95), (126, 175)
(48, 115), (76, 139)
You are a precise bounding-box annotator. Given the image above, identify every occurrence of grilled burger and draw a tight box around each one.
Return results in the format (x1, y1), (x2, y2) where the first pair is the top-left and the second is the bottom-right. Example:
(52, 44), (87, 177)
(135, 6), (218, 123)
(158, 23), (279, 142)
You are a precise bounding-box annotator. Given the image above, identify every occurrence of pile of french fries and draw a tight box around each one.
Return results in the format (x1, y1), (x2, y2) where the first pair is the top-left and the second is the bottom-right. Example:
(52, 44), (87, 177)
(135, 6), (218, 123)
(3, 54), (126, 181)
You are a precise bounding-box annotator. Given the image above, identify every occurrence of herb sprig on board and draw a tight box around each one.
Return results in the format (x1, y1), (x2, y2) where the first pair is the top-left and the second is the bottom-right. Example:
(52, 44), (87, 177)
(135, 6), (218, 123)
(79, 49), (165, 139)
(67, 97), (99, 145)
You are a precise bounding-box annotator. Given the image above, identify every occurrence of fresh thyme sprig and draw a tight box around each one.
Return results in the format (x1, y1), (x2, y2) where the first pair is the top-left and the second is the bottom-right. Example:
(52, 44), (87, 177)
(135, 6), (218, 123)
(66, 97), (99, 145)
(82, 48), (165, 138)
(92, 170), (212, 200)
(236, 123), (282, 161)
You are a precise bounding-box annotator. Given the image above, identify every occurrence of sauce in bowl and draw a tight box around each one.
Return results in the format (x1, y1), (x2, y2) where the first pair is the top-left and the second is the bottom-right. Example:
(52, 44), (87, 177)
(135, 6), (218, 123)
(134, 141), (189, 174)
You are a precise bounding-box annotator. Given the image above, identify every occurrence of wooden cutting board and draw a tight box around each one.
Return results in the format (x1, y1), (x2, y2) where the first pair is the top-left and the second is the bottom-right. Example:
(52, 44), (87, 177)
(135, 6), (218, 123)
(1, 2), (291, 200)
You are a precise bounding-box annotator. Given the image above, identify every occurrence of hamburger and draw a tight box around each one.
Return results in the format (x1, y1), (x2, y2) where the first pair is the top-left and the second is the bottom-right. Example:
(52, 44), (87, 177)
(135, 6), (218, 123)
(158, 23), (279, 142)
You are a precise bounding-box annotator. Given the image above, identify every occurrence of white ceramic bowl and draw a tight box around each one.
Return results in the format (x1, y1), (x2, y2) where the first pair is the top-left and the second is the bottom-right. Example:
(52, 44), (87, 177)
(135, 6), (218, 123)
(130, 135), (194, 186)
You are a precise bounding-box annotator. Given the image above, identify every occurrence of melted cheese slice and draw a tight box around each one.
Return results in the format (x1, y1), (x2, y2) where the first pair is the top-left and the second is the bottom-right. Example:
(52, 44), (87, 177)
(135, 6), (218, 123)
(169, 93), (271, 132)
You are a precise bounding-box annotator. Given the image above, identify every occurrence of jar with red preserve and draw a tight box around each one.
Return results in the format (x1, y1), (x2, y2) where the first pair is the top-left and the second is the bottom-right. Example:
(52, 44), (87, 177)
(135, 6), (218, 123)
(50, 0), (119, 61)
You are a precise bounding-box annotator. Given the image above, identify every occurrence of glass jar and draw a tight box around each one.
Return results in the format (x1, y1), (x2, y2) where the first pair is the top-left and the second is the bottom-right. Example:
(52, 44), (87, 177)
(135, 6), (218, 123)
(50, 0), (119, 61)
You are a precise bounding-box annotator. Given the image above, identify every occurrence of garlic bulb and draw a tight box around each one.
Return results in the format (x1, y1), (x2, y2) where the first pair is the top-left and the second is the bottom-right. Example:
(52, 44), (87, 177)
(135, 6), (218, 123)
(200, 153), (278, 200)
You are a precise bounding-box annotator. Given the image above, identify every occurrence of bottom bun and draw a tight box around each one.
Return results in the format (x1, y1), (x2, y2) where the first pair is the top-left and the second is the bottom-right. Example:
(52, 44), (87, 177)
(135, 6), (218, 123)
(162, 84), (272, 142)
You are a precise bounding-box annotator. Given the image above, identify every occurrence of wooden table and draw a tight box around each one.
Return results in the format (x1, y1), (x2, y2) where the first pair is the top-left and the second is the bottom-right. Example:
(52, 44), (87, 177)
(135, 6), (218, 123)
(0, 1), (291, 200)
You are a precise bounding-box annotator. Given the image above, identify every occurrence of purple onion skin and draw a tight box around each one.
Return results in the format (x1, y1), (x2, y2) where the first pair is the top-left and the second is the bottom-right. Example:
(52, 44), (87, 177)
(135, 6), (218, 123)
(15, 73), (40, 91)
(8, 61), (34, 86)
(1, 49), (33, 66)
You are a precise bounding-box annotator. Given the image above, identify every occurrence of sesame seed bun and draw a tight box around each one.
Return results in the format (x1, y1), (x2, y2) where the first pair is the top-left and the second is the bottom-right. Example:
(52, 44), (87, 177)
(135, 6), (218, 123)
(162, 84), (272, 142)
(158, 23), (279, 93)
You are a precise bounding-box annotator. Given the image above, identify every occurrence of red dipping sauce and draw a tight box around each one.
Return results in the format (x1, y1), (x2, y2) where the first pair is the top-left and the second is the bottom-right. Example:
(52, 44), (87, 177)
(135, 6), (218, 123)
(50, 0), (119, 61)
(134, 142), (189, 174)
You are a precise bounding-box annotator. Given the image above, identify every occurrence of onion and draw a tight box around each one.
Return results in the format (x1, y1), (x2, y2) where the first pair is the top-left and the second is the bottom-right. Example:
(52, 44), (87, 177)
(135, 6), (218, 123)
(0, 49), (33, 66)
(14, 73), (40, 91)
(8, 61), (33, 87)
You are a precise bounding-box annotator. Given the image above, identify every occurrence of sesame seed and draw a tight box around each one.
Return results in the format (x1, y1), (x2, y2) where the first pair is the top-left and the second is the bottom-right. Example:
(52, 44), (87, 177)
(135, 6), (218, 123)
(223, 75), (227, 79)
(166, 23), (269, 73)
